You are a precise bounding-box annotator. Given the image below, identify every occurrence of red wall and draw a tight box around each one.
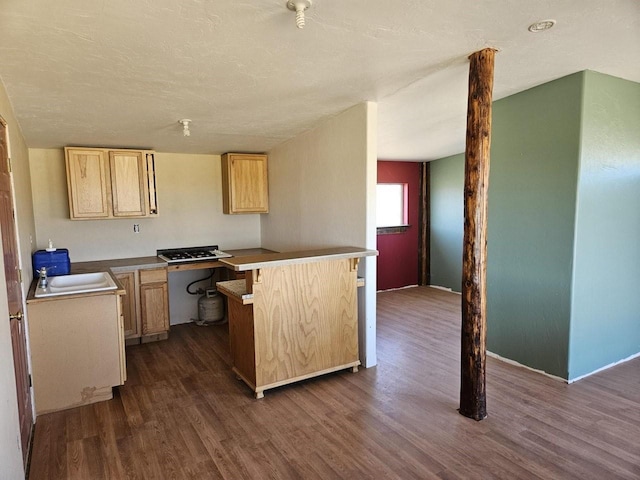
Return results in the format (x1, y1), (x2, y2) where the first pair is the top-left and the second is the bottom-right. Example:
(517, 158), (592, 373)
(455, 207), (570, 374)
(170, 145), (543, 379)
(377, 161), (420, 290)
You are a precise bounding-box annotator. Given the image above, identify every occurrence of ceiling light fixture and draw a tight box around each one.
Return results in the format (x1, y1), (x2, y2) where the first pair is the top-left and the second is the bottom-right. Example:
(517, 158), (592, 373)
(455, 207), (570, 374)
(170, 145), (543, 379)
(179, 119), (191, 137)
(528, 19), (556, 33)
(287, 0), (312, 29)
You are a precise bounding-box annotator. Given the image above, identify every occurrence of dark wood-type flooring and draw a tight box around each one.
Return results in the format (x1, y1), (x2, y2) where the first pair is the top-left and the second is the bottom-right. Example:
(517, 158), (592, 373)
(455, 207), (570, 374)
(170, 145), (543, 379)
(28, 286), (640, 479)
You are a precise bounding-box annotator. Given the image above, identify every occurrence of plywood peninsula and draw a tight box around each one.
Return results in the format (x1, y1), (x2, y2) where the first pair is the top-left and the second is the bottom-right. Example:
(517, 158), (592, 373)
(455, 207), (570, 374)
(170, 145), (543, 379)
(217, 247), (377, 399)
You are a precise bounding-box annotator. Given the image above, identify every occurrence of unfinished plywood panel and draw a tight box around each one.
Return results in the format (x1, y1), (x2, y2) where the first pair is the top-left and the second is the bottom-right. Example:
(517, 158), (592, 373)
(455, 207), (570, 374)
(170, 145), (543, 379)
(251, 259), (359, 389)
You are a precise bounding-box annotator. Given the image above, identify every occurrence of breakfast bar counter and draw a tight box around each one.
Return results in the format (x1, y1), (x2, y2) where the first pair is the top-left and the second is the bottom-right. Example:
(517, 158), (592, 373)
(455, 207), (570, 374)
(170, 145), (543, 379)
(217, 246), (377, 398)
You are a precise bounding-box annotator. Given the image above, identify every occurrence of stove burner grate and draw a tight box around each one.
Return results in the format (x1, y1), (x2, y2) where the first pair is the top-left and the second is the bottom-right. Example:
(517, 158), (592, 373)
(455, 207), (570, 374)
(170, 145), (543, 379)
(157, 245), (233, 263)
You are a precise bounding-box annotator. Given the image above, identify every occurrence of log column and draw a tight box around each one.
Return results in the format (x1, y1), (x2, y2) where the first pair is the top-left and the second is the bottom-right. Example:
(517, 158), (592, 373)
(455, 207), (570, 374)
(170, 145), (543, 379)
(459, 48), (496, 421)
(418, 162), (430, 286)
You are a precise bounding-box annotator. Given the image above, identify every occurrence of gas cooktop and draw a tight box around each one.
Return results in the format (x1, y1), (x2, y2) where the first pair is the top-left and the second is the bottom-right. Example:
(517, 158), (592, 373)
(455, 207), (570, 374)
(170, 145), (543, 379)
(157, 245), (233, 263)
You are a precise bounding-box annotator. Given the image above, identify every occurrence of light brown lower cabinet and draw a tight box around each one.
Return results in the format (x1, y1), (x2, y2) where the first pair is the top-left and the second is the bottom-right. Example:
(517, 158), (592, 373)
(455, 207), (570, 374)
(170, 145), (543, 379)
(117, 271), (138, 338)
(115, 266), (169, 344)
(27, 292), (126, 414)
(140, 280), (169, 335)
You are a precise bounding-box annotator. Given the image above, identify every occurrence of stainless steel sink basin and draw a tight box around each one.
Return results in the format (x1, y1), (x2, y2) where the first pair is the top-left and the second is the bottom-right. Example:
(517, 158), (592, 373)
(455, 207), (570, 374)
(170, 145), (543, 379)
(35, 272), (118, 298)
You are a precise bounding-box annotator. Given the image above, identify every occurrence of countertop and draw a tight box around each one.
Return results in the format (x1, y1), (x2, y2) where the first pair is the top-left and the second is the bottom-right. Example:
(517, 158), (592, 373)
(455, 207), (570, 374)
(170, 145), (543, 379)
(71, 248), (275, 273)
(72, 256), (167, 274)
(26, 248), (275, 302)
(219, 246), (378, 271)
(165, 248), (275, 272)
(26, 270), (126, 304)
(216, 279), (253, 305)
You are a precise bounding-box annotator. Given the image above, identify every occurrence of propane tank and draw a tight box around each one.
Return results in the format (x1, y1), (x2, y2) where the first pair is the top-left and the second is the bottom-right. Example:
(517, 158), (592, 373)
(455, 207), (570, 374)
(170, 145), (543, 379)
(198, 289), (225, 324)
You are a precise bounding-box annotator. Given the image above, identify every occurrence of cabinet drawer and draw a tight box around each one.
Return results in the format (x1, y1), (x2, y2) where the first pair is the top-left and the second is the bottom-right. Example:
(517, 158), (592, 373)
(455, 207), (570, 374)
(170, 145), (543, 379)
(139, 268), (167, 284)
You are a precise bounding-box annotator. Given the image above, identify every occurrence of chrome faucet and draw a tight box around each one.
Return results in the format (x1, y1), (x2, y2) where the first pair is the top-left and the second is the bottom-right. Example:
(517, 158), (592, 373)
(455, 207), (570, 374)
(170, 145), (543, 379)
(38, 267), (48, 289)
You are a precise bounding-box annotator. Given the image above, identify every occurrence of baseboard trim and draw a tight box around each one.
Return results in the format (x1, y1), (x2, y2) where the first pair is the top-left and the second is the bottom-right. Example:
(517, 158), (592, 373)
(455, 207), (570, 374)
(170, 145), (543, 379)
(568, 350), (640, 383)
(376, 284), (418, 292)
(487, 351), (568, 383)
(428, 285), (461, 294)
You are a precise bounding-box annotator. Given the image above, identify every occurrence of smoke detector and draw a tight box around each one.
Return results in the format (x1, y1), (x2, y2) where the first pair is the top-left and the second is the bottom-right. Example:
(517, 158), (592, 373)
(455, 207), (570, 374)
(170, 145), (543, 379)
(287, 0), (312, 29)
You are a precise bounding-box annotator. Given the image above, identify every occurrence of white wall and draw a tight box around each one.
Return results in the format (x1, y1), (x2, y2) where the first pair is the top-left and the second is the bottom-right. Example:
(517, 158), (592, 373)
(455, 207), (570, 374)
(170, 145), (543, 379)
(0, 79), (34, 478)
(262, 102), (378, 367)
(29, 149), (263, 324)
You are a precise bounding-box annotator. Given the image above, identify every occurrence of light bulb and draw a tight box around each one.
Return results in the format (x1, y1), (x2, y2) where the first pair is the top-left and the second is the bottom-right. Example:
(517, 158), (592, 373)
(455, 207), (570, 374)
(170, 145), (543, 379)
(287, 0), (312, 29)
(179, 119), (191, 137)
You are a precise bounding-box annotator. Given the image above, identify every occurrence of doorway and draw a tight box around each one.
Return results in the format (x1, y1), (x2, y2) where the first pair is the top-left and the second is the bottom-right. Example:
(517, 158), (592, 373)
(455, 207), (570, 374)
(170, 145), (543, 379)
(376, 160), (429, 290)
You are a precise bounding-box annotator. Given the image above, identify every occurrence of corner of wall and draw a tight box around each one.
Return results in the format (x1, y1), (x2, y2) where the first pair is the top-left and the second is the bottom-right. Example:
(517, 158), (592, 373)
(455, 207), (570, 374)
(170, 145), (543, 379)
(363, 101), (378, 367)
(567, 70), (588, 381)
(568, 71), (640, 379)
(260, 102), (378, 367)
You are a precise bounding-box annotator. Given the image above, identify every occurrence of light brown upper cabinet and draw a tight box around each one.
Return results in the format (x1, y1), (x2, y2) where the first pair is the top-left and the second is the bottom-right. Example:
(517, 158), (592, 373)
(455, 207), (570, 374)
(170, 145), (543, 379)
(65, 147), (158, 220)
(221, 153), (269, 214)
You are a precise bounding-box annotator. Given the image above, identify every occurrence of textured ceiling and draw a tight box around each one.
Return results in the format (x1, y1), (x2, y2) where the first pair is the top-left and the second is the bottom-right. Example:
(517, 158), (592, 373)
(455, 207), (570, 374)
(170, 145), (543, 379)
(0, 0), (638, 160)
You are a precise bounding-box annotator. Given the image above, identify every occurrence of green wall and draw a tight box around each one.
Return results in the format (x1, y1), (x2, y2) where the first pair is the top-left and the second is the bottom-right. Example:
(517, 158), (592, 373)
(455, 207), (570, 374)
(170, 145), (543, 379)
(429, 71), (640, 380)
(569, 72), (640, 379)
(429, 153), (464, 290)
(486, 73), (583, 378)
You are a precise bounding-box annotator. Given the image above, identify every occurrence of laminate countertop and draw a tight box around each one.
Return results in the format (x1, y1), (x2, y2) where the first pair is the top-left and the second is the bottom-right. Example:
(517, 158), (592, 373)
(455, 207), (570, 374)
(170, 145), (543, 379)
(72, 256), (167, 274)
(219, 246), (378, 271)
(71, 249), (275, 273)
(26, 248), (274, 302)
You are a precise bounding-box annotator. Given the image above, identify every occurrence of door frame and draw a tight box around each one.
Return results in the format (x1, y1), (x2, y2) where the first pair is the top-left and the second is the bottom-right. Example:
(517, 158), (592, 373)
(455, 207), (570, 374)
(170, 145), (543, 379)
(0, 115), (34, 466)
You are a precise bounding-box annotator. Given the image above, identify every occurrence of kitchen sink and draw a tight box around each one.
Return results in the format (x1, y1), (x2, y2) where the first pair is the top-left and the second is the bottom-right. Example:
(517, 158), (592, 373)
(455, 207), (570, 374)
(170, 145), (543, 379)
(35, 272), (118, 298)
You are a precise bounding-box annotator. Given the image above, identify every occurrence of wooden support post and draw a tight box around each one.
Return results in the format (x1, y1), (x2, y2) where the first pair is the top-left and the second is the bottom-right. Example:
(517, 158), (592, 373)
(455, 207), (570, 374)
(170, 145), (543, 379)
(418, 162), (430, 286)
(459, 48), (496, 421)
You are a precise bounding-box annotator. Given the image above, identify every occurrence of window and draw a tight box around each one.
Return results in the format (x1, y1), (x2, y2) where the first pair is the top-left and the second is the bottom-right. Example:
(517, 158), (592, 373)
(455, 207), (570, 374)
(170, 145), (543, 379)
(376, 183), (409, 234)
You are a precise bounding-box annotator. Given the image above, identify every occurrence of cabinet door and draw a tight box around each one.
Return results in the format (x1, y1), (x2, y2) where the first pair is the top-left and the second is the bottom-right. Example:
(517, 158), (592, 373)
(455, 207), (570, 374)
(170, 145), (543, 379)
(116, 295), (127, 384)
(228, 299), (256, 386)
(222, 154), (269, 214)
(109, 150), (147, 217)
(65, 148), (111, 219)
(146, 153), (158, 215)
(140, 282), (169, 335)
(115, 271), (138, 338)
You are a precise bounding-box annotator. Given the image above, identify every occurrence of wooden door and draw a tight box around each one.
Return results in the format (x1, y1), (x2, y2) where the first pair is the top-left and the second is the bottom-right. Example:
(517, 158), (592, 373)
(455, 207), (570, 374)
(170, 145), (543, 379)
(65, 148), (111, 218)
(0, 119), (33, 463)
(115, 271), (138, 338)
(222, 154), (269, 214)
(139, 268), (168, 335)
(140, 283), (169, 334)
(109, 151), (147, 217)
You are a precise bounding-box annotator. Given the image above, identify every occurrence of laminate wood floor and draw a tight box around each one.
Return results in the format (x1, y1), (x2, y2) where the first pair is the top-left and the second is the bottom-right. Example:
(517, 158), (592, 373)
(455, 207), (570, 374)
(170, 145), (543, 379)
(28, 286), (640, 479)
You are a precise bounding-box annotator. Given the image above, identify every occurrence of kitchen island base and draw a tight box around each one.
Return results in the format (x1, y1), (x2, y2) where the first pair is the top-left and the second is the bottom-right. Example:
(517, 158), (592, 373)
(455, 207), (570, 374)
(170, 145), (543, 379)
(218, 247), (376, 399)
(234, 361), (361, 399)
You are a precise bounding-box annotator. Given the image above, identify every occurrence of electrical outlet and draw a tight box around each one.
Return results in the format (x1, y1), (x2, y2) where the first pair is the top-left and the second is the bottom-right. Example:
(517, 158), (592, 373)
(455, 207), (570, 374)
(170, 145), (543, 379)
(133, 224), (140, 233)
